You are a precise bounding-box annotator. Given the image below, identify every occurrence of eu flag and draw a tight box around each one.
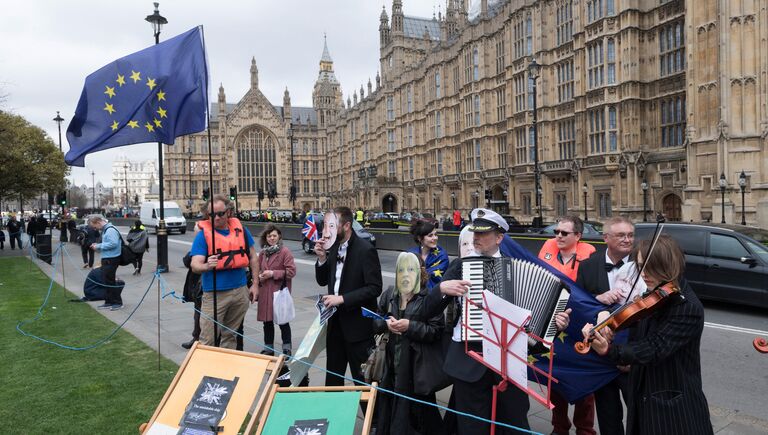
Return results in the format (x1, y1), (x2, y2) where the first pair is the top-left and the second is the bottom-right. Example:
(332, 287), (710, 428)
(65, 27), (208, 167)
(500, 236), (625, 402)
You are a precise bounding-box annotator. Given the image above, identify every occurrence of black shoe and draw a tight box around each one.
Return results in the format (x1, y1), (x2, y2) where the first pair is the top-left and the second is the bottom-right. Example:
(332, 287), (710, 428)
(260, 349), (275, 356)
(181, 339), (197, 350)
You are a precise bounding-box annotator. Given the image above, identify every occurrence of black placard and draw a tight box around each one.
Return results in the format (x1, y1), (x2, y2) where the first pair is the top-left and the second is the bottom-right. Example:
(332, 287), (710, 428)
(178, 376), (239, 433)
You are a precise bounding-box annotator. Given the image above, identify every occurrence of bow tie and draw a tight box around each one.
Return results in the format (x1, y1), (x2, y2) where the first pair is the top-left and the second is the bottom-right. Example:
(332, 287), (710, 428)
(336, 255), (345, 264)
(605, 260), (624, 272)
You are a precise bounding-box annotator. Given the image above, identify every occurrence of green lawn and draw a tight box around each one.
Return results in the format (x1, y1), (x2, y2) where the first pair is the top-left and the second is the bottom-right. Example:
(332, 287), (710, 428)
(0, 257), (178, 434)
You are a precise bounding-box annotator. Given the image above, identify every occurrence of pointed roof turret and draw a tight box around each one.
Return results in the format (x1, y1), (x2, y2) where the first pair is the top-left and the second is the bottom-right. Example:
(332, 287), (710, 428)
(321, 33), (333, 63)
(250, 57), (259, 89)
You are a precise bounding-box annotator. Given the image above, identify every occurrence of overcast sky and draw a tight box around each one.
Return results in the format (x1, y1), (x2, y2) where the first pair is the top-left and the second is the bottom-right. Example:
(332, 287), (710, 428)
(0, 0), (460, 188)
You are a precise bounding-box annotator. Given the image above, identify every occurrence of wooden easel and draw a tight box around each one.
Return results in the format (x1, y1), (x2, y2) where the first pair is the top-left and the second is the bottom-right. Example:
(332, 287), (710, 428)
(141, 343), (284, 435)
(248, 383), (378, 435)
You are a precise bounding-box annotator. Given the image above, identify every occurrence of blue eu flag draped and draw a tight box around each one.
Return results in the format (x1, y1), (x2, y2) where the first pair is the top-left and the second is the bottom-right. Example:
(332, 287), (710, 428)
(65, 26), (208, 167)
(500, 236), (626, 403)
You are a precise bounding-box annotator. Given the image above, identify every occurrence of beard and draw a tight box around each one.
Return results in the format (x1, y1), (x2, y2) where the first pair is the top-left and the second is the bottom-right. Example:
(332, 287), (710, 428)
(336, 225), (347, 243)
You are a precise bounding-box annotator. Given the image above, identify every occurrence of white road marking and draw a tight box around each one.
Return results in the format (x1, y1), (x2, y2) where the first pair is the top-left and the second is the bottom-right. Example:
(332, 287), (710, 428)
(703, 322), (768, 336)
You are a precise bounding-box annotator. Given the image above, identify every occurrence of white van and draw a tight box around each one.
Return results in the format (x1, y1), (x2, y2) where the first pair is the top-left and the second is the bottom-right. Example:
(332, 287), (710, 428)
(139, 201), (187, 234)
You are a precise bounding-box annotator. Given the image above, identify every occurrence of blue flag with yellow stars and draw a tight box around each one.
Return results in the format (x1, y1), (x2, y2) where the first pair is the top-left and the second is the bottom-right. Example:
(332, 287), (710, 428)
(65, 26), (208, 167)
(501, 236), (627, 403)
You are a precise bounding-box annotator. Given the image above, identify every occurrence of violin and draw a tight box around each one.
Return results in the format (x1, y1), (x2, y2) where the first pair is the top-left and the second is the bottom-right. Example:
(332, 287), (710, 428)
(755, 337), (768, 353)
(575, 282), (681, 354)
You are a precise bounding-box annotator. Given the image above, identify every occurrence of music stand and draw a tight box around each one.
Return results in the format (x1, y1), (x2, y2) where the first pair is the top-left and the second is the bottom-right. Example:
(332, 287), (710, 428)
(249, 383), (378, 435)
(463, 291), (558, 435)
(142, 343), (284, 435)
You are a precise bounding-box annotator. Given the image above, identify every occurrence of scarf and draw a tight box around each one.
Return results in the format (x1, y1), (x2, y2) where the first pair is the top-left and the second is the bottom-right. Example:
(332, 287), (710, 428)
(262, 242), (282, 257)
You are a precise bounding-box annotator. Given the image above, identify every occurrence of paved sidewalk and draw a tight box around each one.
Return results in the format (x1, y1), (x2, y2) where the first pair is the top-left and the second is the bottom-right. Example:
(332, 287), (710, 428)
(7, 235), (766, 435)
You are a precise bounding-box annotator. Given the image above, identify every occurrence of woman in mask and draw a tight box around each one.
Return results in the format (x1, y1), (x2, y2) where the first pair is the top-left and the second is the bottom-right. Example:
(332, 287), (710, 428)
(373, 252), (445, 435)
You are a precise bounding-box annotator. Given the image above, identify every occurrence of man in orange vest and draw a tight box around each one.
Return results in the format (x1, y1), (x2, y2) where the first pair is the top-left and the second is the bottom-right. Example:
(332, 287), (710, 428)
(538, 215), (597, 435)
(191, 194), (259, 349)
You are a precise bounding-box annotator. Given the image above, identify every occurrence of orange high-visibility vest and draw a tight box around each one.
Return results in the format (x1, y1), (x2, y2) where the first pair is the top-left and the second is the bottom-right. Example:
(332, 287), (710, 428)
(538, 238), (596, 281)
(197, 218), (250, 270)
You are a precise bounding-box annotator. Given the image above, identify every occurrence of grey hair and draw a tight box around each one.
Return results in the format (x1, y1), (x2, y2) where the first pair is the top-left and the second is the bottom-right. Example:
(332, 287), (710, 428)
(87, 214), (107, 224)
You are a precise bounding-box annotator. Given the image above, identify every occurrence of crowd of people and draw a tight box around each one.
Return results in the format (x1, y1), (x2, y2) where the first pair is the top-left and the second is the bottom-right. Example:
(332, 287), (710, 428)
(6, 193), (712, 434)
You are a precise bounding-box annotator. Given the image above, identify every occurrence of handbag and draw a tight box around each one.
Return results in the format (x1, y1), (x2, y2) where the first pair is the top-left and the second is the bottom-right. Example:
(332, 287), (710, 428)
(272, 276), (295, 325)
(362, 332), (389, 384)
(108, 227), (136, 266)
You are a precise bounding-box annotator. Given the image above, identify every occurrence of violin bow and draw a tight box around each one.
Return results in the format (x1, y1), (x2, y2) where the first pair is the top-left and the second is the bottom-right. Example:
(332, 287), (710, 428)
(622, 213), (666, 305)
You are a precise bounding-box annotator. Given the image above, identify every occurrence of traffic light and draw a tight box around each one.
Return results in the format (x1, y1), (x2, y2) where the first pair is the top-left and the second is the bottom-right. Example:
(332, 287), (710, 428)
(229, 186), (237, 201)
(257, 187), (264, 201)
(57, 191), (67, 206)
(484, 189), (492, 201)
(202, 187), (210, 201)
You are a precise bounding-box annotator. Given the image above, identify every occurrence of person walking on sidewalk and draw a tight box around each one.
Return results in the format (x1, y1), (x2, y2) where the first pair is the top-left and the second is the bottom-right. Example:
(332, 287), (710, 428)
(127, 220), (149, 275)
(256, 224), (296, 356)
(88, 214), (124, 311)
(77, 221), (100, 268)
(7, 215), (24, 250)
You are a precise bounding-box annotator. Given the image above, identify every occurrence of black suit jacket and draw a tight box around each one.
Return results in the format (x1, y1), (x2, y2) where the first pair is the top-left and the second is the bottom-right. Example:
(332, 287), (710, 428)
(315, 231), (382, 343)
(576, 251), (611, 295)
(606, 282), (713, 435)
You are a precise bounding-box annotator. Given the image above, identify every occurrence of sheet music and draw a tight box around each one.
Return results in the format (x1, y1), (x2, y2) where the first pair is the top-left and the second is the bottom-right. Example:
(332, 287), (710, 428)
(481, 290), (531, 388)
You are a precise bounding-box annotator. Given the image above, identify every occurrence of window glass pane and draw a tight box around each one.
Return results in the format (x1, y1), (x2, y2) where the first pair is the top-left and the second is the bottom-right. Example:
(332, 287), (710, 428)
(710, 234), (750, 259)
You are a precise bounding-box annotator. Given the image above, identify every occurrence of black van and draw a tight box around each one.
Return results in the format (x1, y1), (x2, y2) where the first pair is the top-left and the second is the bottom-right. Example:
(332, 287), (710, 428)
(635, 223), (768, 308)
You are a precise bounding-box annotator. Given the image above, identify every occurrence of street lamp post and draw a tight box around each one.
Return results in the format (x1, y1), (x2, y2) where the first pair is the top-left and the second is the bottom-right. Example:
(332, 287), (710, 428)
(528, 58), (543, 226)
(582, 182), (588, 222)
(53, 111), (64, 152)
(123, 163), (129, 211)
(718, 172), (727, 224)
(641, 179), (648, 222)
(433, 192), (438, 217)
(288, 123), (295, 209)
(146, 2), (169, 273)
(91, 171), (96, 212)
(451, 191), (456, 211)
(187, 147), (193, 212)
(739, 171), (746, 225)
(472, 190), (479, 209)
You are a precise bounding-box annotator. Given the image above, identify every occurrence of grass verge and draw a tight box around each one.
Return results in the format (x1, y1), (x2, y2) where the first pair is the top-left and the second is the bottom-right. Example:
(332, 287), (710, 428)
(0, 257), (178, 434)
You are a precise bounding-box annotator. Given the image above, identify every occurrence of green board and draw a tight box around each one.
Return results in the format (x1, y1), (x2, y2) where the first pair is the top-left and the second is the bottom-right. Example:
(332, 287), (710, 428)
(261, 390), (362, 435)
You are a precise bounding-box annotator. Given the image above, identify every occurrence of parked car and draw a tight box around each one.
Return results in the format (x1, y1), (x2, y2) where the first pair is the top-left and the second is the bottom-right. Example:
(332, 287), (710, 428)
(394, 211), (438, 228)
(635, 222), (768, 308)
(536, 222), (602, 236)
(301, 215), (376, 253)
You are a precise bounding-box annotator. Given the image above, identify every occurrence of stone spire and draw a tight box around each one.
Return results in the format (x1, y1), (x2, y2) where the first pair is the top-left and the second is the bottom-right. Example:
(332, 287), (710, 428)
(360, 84), (365, 100)
(250, 57), (258, 90)
(379, 6), (391, 46)
(392, 0), (404, 34)
(367, 78), (373, 95)
(283, 87), (291, 123)
(376, 71), (381, 89)
(217, 83), (226, 118)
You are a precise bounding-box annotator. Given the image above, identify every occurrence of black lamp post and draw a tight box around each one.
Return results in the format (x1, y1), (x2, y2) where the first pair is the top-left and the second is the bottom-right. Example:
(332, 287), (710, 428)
(641, 179), (648, 222)
(187, 147), (193, 212)
(288, 123), (295, 208)
(582, 182), (588, 222)
(146, 2), (169, 272)
(739, 170), (746, 225)
(53, 111), (64, 152)
(433, 192), (438, 216)
(472, 190), (479, 209)
(91, 171), (96, 212)
(123, 163), (129, 210)
(718, 172), (727, 224)
(528, 58), (543, 226)
(451, 191), (456, 210)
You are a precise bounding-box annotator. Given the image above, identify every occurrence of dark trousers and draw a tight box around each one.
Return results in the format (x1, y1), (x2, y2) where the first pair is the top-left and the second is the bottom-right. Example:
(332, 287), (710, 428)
(551, 391), (596, 435)
(325, 317), (373, 386)
(28, 232), (36, 247)
(101, 257), (121, 305)
(263, 321), (292, 347)
(192, 296), (202, 341)
(133, 252), (145, 272)
(10, 233), (22, 249)
(81, 245), (95, 267)
(594, 372), (629, 435)
(60, 227), (68, 242)
(453, 369), (530, 435)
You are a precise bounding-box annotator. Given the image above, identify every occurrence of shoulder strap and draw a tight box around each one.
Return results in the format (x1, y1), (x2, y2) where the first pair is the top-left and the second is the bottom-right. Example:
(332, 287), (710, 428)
(107, 226), (124, 244)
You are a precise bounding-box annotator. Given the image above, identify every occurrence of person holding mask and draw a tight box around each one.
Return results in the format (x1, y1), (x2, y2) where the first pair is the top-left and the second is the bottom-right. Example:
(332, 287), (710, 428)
(256, 224), (296, 356)
(583, 235), (713, 435)
(191, 195), (259, 349)
(314, 206), (382, 387)
(127, 220), (149, 275)
(373, 252), (444, 435)
(538, 216), (597, 435)
(408, 220), (449, 292)
(575, 216), (636, 434)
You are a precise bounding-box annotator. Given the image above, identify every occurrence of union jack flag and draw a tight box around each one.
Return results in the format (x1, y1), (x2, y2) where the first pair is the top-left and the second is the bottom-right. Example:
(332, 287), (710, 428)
(302, 214), (319, 241)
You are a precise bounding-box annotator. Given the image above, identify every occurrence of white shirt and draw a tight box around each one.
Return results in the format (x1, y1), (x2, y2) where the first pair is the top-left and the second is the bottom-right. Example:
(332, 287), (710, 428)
(332, 240), (349, 296)
(605, 252), (631, 290)
(452, 249), (502, 342)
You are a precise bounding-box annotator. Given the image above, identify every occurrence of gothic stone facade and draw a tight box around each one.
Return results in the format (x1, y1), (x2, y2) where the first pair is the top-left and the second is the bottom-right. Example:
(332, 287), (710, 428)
(164, 0), (768, 227)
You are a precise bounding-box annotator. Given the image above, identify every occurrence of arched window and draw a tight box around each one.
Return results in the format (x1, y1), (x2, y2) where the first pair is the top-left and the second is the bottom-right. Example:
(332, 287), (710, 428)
(236, 126), (276, 193)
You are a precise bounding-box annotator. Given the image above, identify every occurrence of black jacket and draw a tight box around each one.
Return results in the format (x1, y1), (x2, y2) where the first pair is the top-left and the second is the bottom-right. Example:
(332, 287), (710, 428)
(606, 282), (713, 435)
(315, 231), (382, 342)
(575, 250), (611, 295)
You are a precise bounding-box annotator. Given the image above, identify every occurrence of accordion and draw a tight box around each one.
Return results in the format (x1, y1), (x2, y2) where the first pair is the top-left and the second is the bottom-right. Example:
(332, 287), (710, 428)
(461, 257), (570, 347)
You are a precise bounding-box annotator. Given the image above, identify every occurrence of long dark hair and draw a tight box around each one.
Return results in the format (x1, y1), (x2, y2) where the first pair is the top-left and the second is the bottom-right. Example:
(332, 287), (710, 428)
(409, 219), (436, 245)
(633, 235), (685, 288)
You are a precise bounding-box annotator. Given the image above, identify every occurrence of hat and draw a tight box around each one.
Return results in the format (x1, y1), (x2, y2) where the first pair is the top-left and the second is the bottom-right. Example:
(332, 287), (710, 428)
(468, 208), (508, 233)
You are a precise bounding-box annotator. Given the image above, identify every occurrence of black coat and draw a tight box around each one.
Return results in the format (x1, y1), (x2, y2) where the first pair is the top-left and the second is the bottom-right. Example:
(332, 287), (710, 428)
(606, 283), (713, 435)
(315, 231), (382, 343)
(575, 251), (611, 295)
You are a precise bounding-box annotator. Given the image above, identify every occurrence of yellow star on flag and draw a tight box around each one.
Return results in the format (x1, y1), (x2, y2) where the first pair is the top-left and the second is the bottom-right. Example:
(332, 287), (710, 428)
(144, 122), (155, 132)
(156, 107), (167, 118)
(156, 90), (166, 101)
(433, 269), (443, 277)
(146, 78), (157, 91)
(110, 120), (119, 131)
(433, 248), (440, 256)
(153, 118), (162, 128)
(540, 351), (552, 360)
(116, 74), (125, 87)
(558, 331), (568, 343)
(130, 70), (141, 83)
(527, 355), (539, 364)
(103, 102), (116, 115)
(104, 86), (116, 98)
(127, 120), (139, 129)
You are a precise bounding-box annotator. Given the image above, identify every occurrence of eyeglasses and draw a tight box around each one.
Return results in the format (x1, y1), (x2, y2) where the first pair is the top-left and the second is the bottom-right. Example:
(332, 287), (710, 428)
(213, 211), (228, 218)
(609, 232), (634, 240)
(553, 230), (575, 237)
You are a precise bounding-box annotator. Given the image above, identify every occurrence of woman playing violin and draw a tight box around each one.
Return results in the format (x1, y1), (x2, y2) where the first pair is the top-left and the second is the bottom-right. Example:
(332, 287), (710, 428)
(583, 235), (713, 435)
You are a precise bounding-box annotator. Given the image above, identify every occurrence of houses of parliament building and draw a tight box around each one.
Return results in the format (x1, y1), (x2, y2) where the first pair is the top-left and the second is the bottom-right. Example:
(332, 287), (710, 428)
(164, 0), (768, 228)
